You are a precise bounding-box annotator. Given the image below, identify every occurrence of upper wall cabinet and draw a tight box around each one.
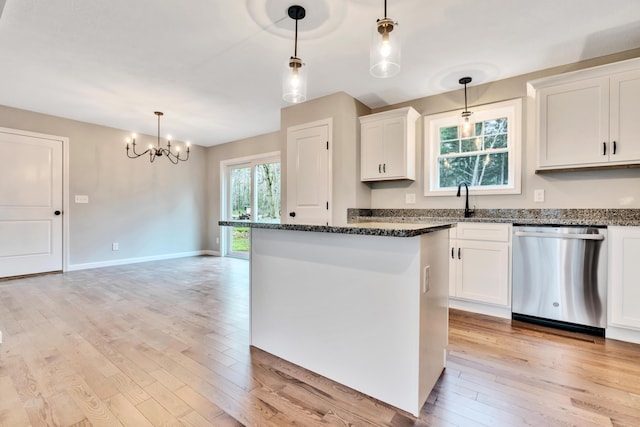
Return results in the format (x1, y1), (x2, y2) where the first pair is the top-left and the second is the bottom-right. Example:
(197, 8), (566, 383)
(360, 107), (419, 181)
(529, 58), (640, 172)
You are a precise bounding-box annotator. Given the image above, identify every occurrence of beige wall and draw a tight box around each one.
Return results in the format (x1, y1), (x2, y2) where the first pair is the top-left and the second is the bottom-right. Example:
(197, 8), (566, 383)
(280, 92), (372, 225)
(0, 105), (208, 267)
(369, 48), (640, 210)
(207, 92), (373, 253)
(4, 48), (640, 267)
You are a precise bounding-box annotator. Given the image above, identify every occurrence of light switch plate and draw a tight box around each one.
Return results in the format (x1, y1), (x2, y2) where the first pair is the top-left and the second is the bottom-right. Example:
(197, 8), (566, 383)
(534, 189), (545, 203)
(405, 193), (416, 204)
(75, 195), (89, 203)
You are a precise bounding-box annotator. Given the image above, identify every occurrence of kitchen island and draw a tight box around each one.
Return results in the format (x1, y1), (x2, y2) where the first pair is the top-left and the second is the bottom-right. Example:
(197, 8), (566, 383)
(219, 221), (452, 416)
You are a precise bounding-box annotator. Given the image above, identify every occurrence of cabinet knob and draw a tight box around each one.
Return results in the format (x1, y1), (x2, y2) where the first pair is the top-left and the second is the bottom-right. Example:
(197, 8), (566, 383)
(289, 212), (296, 217)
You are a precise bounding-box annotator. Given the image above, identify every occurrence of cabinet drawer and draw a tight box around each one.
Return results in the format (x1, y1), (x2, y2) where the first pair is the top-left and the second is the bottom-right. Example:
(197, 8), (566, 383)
(456, 223), (511, 242)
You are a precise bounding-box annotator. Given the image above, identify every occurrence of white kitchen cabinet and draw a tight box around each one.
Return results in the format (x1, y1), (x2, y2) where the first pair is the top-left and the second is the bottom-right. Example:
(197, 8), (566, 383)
(360, 106), (419, 181)
(530, 58), (640, 171)
(449, 223), (511, 318)
(607, 227), (640, 344)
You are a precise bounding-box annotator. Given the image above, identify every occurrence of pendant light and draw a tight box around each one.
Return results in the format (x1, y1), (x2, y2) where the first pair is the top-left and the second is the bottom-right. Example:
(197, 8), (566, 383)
(282, 5), (307, 103)
(370, 0), (400, 78)
(459, 77), (473, 138)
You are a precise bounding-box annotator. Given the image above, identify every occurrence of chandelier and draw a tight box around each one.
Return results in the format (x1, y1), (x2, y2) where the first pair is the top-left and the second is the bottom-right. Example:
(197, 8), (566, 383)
(125, 112), (190, 164)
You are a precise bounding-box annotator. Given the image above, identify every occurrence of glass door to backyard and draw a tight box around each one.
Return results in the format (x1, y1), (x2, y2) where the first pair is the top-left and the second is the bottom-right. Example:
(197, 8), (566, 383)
(224, 156), (280, 258)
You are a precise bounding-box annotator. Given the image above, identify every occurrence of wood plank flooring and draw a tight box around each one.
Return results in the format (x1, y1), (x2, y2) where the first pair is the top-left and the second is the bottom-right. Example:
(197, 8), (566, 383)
(0, 255), (639, 426)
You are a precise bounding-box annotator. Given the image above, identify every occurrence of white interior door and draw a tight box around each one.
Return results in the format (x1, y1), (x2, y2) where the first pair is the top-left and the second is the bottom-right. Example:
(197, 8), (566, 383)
(286, 120), (331, 225)
(0, 130), (64, 278)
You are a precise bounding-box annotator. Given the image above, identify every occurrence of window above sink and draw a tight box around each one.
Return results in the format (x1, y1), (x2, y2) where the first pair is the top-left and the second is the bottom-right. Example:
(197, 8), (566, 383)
(424, 98), (522, 197)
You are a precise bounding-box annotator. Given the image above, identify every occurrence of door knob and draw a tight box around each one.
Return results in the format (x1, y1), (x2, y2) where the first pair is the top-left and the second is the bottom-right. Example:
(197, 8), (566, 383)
(54, 210), (62, 216)
(289, 212), (296, 217)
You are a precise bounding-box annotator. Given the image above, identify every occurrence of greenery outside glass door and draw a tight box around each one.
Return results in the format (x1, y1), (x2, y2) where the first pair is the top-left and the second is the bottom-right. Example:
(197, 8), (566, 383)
(224, 156), (280, 258)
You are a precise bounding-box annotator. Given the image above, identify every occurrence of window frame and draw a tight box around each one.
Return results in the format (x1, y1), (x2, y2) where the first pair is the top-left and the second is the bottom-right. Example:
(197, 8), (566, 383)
(220, 151), (281, 258)
(423, 98), (522, 197)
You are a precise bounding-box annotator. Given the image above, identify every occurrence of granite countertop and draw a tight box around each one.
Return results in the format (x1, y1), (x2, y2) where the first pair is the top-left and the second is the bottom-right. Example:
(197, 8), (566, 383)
(218, 220), (454, 237)
(348, 208), (640, 227)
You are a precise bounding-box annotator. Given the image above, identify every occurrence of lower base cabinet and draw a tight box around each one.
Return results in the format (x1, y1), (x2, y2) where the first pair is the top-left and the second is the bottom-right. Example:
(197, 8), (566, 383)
(449, 223), (511, 318)
(607, 226), (640, 344)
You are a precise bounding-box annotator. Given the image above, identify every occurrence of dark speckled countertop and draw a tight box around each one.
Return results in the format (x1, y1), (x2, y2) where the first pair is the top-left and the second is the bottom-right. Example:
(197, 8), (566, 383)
(218, 220), (454, 237)
(218, 208), (640, 238)
(348, 208), (640, 227)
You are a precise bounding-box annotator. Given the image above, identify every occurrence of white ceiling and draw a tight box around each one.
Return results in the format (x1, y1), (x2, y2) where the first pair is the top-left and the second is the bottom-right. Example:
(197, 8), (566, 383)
(1, 0), (640, 147)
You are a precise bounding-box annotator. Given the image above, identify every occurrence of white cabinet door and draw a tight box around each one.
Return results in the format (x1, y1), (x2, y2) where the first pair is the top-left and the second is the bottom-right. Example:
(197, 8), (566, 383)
(538, 77), (610, 168)
(610, 70), (640, 163)
(449, 223), (511, 308)
(360, 120), (385, 180)
(360, 107), (417, 181)
(608, 227), (640, 330)
(456, 240), (510, 306)
(381, 116), (407, 179)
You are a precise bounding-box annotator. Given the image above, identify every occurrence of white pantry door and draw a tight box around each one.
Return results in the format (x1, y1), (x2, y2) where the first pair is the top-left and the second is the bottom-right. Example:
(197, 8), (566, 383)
(286, 119), (331, 225)
(0, 129), (64, 278)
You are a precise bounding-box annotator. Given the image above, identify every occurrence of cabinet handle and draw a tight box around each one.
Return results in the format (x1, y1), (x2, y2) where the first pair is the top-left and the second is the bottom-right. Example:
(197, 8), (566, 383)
(451, 247), (454, 259)
(458, 248), (461, 260)
(378, 164), (382, 173)
(383, 163), (386, 173)
(613, 140), (617, 155)
(603, 142), (607, 156)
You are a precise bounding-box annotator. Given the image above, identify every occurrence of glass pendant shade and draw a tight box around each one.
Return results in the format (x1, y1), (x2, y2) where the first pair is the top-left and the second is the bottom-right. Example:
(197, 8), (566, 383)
(460, 111), (473, 138)
(370, 17), (400, 78)
(459, 76), (473, 137)
(282, 57), (307, 103)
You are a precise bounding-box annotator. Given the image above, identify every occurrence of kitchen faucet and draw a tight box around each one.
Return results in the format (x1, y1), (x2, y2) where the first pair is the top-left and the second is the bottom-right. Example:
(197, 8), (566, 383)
(456, 182), (474, 218)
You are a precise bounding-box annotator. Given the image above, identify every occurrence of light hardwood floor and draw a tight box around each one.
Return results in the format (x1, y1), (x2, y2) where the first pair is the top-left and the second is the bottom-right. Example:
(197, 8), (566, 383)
(0, 256), (639, 426)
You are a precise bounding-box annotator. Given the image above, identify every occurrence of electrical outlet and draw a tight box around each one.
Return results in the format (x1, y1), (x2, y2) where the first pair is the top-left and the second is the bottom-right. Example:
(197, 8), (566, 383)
(112, 242), (119, 251)
(534, 189), (545, 202)
(405, 193), (416, 204)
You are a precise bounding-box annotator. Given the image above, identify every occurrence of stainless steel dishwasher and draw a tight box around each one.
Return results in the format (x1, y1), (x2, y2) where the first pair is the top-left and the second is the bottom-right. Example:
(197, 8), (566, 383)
(512, 225), (607, 335)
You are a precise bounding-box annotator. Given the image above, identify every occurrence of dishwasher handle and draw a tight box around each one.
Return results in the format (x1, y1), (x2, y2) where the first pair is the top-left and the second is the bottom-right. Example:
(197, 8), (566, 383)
(515, 231), (604, 241)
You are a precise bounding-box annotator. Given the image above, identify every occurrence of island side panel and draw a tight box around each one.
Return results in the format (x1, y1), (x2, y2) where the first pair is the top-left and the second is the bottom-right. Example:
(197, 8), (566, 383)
(250, 227), (422, 415)
(419, 230), (450, 407)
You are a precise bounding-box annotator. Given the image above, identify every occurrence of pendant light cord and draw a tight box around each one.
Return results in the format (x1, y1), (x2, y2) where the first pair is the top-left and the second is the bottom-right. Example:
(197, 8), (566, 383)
(464, 82), (468, 112)
(294, 16), (298, 57)
(157, 113), (161, 148)
(384, 0), (387, 17)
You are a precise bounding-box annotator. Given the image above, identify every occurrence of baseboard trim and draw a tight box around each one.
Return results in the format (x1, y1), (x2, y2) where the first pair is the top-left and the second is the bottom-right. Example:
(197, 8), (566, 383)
(67, 250), (219, 271)
(606, 325), (640, 345)
(448, 298), (511, 319)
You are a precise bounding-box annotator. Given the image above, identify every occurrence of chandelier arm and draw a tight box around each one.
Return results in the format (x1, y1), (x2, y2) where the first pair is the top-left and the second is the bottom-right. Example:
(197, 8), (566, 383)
(127, 141), (151, 159)
(163, 148), (179, 164)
